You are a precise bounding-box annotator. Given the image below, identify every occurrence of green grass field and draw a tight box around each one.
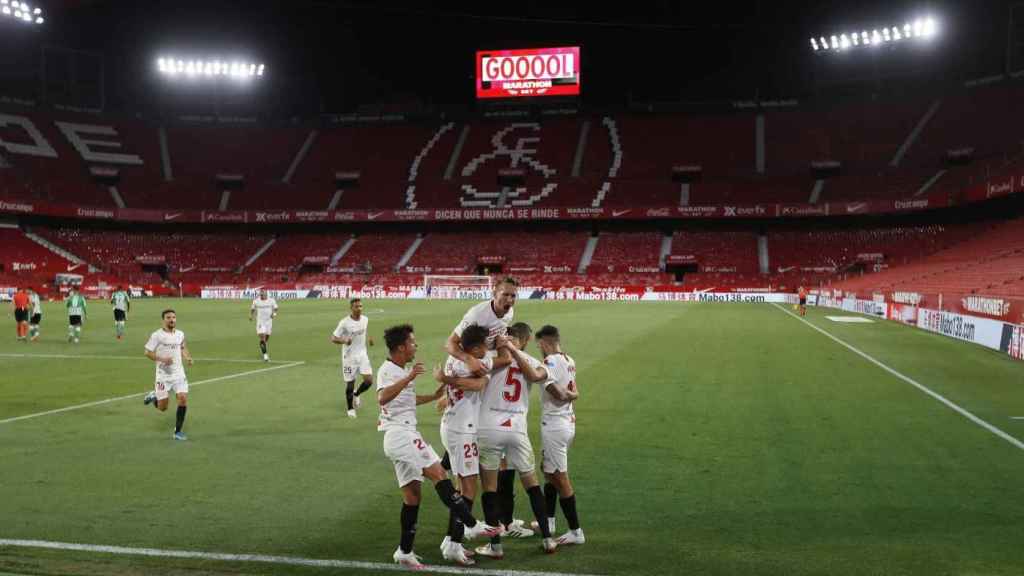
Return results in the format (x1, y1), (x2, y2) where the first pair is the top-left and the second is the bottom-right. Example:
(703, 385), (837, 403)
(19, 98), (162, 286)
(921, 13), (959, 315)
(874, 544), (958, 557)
(2, 298), (1024, 576)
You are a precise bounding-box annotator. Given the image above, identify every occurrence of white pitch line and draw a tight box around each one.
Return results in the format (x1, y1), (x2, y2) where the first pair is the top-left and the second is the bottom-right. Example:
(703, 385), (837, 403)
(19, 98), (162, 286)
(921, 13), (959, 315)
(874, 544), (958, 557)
(0, 539), (601, 576)
(773, 304), (1024, 452)
(1012, 417), (1024, 420)
(0, 353), (296, 365)
(0, 361), (305, 425)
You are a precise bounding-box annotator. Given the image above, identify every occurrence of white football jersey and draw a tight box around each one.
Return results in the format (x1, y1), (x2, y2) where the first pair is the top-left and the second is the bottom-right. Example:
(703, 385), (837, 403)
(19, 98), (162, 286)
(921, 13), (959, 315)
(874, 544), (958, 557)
(251, 298), (278, 324)
(441, 354), (494, 434)
(377, 360), (418, 432)
(479, 350), (544, 434)
(333, 315), (369, 357)
(541, 353), (577, 431)
(145, 329), (187, 381)
(453, 300), (513, 349)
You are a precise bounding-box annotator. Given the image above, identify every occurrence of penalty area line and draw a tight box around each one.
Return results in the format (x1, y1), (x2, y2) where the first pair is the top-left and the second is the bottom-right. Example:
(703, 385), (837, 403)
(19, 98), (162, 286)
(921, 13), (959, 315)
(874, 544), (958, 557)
(0, 539), (603, 576)
(0, 361), (305, 426)
(773, 304), (1024, 453)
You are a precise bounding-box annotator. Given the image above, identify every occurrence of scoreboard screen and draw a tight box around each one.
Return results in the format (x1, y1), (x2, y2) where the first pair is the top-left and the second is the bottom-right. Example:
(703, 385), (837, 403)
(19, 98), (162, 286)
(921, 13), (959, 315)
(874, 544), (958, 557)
(476, 47), (580, 99)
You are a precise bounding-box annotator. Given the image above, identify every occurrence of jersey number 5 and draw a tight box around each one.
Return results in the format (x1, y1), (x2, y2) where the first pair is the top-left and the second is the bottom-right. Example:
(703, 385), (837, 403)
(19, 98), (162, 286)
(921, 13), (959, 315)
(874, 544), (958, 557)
(504, 367), (523, 402)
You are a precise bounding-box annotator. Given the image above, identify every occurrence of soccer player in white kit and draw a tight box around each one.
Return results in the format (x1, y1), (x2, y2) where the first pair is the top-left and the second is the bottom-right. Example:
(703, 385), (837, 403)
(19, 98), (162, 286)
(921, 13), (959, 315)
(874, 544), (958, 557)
(436, 324), (516, 564)
(331, 298), (375, 418)
(377, 323), (500, 569)
(534, 324), (584, 545)
(477, 322), (559, 556)
(249, 290), (278, 362)
(142, 309), (194, 441)
(445, 277), (517, 376)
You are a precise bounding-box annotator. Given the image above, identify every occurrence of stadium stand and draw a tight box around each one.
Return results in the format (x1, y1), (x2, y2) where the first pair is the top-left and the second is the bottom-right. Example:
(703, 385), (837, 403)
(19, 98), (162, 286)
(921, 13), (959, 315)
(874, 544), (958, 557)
(827, 217), (1024, 299)
(3, 83), (1024, 211)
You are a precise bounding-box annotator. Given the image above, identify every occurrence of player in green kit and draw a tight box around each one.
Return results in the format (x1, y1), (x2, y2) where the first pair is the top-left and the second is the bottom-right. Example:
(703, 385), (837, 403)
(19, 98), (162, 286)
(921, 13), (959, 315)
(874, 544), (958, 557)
(28, 289), (43, 342)
(65, 288), (88, 343)
(111, 286), (131, 340)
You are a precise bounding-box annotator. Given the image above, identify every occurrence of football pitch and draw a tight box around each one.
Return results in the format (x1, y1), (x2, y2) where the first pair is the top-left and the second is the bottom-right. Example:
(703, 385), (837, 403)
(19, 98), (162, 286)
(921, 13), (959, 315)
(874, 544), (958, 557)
(2, 298), (1023, 576)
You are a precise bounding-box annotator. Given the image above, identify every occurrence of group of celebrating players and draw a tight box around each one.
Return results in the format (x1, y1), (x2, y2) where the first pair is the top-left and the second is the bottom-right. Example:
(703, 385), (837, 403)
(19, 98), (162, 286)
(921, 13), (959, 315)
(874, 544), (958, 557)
(126, 278), (583, 567)
(371, 277), (583, 568)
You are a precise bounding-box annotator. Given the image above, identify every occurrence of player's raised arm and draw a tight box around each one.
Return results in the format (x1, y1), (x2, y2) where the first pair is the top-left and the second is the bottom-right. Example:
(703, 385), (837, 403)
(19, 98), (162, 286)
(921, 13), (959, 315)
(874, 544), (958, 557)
(447, 331), (486, 375)
(490, 337), (514, 370)
(417, 378), (446, 405)
(378, 362), (423, 406)
(432, 363), (488, 391)
(506, 344), (548, 383)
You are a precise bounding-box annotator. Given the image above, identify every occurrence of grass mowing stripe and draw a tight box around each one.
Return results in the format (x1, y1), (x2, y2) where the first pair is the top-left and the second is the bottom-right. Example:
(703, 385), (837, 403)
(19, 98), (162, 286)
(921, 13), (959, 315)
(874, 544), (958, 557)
(0, 353), (297, 364)
(0, 361), (305, 425)
(774, 303), (1024, 452)
(0, 539), (602, 576)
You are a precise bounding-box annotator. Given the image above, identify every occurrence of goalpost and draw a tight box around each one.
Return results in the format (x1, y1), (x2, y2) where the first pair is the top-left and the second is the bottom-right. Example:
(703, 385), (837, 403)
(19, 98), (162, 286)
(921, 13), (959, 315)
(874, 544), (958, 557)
(423, 275), (493, 300)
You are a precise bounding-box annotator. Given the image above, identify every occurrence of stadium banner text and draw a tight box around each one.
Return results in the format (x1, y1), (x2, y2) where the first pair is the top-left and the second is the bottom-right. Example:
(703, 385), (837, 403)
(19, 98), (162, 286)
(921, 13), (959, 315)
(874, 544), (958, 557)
(0, 197), (962, 224)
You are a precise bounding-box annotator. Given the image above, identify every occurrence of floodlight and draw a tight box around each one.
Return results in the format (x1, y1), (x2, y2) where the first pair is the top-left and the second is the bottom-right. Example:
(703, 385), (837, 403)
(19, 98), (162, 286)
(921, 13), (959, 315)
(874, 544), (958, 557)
(812, 15), (940, 53)
(922, 17), (936, 37)
(157, 56), (266, 80)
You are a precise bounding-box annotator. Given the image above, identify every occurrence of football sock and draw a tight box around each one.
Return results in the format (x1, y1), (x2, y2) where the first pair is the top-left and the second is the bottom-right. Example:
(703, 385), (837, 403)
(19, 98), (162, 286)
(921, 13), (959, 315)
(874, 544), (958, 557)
(527, 485), (552, 538)
(440, 451), (451, 472)
(560, 495), (580, 531)
(400, 504), (419, 554)
(498, 470), (516, 526)
(434, 478), (477, 528)
(175, 405), (187, 433)
(452, 496), (471, 543)
(481, 491), (502, 545)
(345, 381), (355, 410)
(259, 341), (267, 355)
(355, 381), (372, 396)
(543, 482), (558, 518)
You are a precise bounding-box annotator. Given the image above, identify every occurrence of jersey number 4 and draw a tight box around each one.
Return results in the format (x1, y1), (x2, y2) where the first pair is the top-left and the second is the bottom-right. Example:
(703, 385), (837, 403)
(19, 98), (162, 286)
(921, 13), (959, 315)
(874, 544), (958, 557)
(504, 367), (524, 402)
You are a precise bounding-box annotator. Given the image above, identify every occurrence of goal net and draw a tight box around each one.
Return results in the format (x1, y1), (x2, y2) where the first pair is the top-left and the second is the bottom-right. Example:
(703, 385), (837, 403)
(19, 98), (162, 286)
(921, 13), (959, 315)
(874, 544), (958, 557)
(423, 275), (492, 300)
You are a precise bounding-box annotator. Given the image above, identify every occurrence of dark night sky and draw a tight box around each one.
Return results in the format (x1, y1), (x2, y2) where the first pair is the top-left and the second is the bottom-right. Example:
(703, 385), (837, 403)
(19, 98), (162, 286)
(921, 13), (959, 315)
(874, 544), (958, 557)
(1, 0), (1014, 114)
